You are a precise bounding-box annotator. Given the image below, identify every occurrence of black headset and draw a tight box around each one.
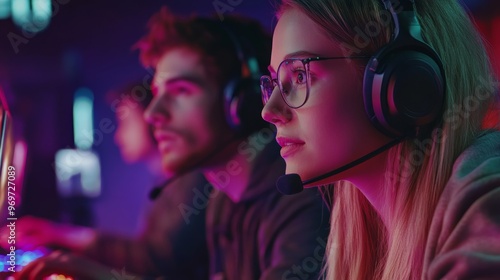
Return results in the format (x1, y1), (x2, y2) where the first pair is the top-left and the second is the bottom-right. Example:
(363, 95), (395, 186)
(195, 17), (266, 135)
(363, 0), (446, 138)
(217, 21), (267, 135)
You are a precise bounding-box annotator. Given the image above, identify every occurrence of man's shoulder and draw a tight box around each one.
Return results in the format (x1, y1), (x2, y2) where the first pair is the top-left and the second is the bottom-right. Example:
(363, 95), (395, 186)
(256, 188), (330, 231)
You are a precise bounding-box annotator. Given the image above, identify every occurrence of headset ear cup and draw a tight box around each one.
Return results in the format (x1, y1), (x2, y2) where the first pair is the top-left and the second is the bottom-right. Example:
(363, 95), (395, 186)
(362, 0), (447, 138)
(364, 56), (387, 135)
(239, 78), (267, 134)
(224, 78), (241, 130)
(364, 50), (445, 137)
(224, 78), (266, 134)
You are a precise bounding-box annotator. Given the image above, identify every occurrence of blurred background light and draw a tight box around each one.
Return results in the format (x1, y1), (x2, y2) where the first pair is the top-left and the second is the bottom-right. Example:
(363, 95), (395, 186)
(11, 0), (51, 33)
(0, 0), (10, 19)
(55, 149), (101, 198)
(73, 87), (94, 150)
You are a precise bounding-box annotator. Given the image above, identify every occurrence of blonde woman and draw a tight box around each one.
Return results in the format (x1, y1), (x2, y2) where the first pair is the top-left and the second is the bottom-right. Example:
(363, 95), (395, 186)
(261, 0), (500, 279)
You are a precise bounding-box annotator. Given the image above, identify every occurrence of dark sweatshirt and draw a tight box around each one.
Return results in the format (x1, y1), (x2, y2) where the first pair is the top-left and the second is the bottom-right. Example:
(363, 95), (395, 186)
(206, 141), (330, 280)
(424, 130), (500, 279)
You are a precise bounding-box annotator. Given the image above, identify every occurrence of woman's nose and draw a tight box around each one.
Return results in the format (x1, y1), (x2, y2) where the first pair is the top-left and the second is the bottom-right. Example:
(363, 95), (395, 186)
(261, 87), (292, 125)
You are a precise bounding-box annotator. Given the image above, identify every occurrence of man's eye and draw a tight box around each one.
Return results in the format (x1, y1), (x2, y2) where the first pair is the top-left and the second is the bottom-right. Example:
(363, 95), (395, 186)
(177, 87), (188, 93)
(173, 86), (191, 95)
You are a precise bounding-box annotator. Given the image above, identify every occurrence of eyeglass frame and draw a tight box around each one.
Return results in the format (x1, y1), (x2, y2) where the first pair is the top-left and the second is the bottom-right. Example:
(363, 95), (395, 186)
(260, 56), (370, 109)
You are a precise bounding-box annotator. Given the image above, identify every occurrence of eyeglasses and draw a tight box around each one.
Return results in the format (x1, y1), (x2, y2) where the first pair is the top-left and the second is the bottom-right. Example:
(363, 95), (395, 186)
(260, 56), (369, 109)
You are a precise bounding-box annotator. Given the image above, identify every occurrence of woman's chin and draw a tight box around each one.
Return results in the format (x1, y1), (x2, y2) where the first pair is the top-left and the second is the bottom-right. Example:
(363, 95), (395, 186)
(284, 165), (302, 177)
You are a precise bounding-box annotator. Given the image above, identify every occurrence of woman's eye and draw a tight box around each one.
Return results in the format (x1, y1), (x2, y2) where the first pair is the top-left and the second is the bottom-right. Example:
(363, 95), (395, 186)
(293, 70), (306, 85)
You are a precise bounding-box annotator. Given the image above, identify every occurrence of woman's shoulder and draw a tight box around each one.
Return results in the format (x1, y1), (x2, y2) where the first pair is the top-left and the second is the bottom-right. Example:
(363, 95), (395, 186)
(445, 128), (500, 205)
(450, 129), (500, 184)
(433, 129), (500, 222)
(440, 130), (500, 214)
(425, 130), (500, 279)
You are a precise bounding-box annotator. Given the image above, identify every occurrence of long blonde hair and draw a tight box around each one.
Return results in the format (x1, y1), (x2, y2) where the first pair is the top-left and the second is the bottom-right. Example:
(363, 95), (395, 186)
(277, 0), (497, 279)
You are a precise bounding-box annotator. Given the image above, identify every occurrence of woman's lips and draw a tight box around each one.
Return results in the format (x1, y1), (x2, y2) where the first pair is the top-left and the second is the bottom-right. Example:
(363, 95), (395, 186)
(276, 136), (305, 158)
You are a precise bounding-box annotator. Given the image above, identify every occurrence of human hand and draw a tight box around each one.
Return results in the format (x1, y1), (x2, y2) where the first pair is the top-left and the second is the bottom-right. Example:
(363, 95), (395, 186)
(13, 251), (137, 280)
(0, 216), (95, 252)
(0, 216), (59, 251)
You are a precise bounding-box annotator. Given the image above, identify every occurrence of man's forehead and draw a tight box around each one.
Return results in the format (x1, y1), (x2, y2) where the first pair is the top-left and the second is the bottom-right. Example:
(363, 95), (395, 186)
(153, 47), (206, 84)
(156, 47), (203, 68)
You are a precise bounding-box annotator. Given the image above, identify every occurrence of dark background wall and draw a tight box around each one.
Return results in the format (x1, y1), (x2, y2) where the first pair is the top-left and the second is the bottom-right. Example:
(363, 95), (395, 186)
(0, 0), (277, 236)
(0, 0), (498, 236)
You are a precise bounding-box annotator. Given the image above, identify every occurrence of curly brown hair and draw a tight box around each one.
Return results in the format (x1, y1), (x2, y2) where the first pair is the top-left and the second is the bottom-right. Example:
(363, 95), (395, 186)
(135, 7), (272, 92)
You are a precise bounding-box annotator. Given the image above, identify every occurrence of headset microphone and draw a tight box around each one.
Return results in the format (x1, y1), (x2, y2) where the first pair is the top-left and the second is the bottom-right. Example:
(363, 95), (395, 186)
(276, 138), (403, 195)
(276, 174), (303, 195)
(149, 180), (171, 200)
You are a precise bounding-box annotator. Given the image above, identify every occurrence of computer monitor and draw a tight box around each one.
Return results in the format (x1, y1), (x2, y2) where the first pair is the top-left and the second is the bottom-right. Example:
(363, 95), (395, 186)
(0, 88), (14, 221)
